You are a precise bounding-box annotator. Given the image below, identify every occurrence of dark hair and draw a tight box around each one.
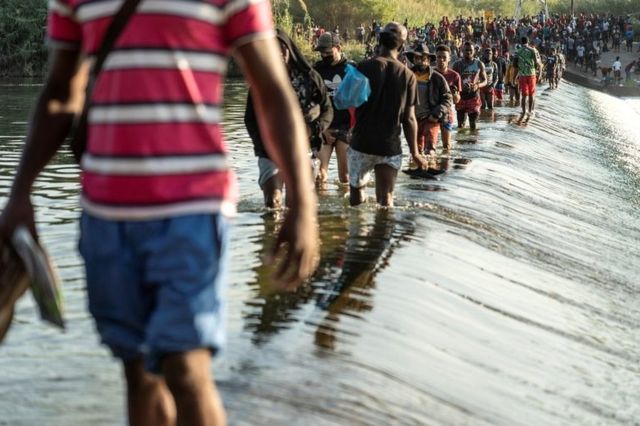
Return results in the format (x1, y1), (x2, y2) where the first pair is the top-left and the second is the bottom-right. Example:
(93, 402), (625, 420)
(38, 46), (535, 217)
(379, 31), (403, 50)
(521, 36), (529, 44)
(436, 44), (451, 53)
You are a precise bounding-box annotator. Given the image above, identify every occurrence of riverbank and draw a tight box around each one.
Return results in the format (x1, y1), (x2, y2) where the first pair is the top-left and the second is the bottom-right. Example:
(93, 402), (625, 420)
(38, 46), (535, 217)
(563, 41), (640, 97)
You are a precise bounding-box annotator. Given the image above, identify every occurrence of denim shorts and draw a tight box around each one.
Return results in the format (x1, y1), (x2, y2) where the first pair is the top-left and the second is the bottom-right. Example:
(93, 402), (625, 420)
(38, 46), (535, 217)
(79, 212), (229, 372)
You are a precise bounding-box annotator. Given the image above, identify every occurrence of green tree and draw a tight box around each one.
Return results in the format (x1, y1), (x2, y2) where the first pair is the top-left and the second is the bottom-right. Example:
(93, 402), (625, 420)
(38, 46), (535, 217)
(397, 0), (455, 27)
(295, 0), (395, 30)
(0, 0), (48, 77)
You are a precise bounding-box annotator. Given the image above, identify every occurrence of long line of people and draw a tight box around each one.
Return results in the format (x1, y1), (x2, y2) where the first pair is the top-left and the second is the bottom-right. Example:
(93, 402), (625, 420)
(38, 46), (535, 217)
(246, 19), (568, 209)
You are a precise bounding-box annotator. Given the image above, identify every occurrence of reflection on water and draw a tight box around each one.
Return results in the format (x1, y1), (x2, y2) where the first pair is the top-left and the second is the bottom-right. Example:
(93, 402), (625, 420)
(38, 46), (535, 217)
(243, 209), (413, 352)
(1, 79), (640, 425)
(311, 209), (408, 351)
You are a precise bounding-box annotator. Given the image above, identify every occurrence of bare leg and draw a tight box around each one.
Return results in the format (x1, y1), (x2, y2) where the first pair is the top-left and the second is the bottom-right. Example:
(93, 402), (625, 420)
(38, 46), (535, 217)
(528, 95), (536, 113)
(262, 173), (284, 209)
(162, 349), (226, 426)
(521, 95), (527, 114)
(468, 112), (479, 130)
(456, 110), (466, 128)
(487, 92), (494, 109)
(317, 141), (334, 183)
(335, 140), (349, 184)
(124, 360), (176, 426)
(349, 185), (366, 206)
(441, 127), (452, 152)
(374, 164), (398, 207)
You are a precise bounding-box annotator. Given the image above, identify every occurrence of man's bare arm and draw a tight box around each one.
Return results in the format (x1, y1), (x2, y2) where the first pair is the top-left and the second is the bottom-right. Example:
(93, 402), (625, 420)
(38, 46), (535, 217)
(402, 106), (428, 167)
(234, 37), (319, 290)
(476, 62), (488, 89)
(0, 49), (87, 240)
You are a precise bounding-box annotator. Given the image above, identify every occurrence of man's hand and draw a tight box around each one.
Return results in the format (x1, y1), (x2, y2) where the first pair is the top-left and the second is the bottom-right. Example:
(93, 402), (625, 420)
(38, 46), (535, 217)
(322, 129), (337, 146)
(412, 152), (429, 169)
(0, 194), (37, 243)
(235, 37), (321, 293)
(269, 205), (320, 291)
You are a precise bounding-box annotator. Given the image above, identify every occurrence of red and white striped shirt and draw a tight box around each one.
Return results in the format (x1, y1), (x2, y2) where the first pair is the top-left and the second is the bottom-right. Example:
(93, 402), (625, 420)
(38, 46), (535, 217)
(48, 0), (274, 220)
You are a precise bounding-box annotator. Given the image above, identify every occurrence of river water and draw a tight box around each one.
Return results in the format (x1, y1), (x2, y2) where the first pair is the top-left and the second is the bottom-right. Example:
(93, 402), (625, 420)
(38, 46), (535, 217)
(0, 79), (639, 425)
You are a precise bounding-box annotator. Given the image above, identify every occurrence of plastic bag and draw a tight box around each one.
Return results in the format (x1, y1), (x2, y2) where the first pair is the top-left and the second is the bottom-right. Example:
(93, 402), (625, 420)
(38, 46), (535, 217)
(333, 64), (371, 110)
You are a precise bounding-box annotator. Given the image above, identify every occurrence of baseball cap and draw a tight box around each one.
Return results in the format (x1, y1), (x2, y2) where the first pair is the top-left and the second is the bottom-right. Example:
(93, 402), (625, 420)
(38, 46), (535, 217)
(315, 32), (340, 51)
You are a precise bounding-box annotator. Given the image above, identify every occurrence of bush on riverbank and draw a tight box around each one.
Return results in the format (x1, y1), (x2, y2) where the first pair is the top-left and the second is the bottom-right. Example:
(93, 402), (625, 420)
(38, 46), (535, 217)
(1, 0), (638, 77)
(0, 0), (48, 77)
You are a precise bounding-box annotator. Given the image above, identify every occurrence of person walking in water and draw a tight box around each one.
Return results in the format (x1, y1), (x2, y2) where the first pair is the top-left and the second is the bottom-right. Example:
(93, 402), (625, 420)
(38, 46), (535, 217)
(313, 32), (355, 184)
(544, 47), (560, 89)
(514, 36), (542, 117)
(480, 47), (499, 110)
(407, 43), (452, 156)
(245, 29), (333, 208)
(452, 41), (487, 130)
(348, 22), (429, 207)
(0, 1), (320, 424)
(505, 54), (521, 106)
(434, 44), (462, 153)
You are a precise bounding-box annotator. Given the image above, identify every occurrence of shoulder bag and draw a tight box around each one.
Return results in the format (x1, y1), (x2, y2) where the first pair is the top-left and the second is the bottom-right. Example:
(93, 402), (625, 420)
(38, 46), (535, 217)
(69, 0), (143, 163)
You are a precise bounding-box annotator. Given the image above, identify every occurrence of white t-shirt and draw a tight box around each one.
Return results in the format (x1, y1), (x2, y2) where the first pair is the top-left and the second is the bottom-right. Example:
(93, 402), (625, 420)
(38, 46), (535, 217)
(612, 60), (622, 71)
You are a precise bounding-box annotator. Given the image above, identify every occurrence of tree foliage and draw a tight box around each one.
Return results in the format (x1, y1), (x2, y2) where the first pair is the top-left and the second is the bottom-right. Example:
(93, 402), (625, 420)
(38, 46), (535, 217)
(0, 0), (638, 76)
(288, 0), (398, 28)
(0, 0), (48, 77)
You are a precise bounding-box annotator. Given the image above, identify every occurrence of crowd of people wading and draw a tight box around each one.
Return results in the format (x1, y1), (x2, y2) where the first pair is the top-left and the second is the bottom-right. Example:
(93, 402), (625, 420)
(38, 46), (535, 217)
(255, 12), (639, 208)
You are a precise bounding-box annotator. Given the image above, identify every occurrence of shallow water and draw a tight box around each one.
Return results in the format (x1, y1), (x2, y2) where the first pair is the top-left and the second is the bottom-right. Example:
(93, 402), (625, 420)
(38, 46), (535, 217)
(0, 79), (639, 425)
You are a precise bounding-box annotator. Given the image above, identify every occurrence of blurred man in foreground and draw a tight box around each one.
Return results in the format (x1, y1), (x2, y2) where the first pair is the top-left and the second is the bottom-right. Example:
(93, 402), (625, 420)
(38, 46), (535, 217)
(0, 1), (319, 424)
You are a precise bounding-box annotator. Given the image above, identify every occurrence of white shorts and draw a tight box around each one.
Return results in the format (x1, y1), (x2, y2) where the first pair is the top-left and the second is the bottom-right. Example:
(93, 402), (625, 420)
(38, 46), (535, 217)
(347, 147), (403, 188)
(258, 157), (279, 189)
(258, 156), (320, 189)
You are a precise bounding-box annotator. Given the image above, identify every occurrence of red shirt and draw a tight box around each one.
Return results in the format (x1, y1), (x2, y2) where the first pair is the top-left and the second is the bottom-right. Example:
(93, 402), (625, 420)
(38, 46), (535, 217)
(48, 0), (274, 220)
(437, 68), (462, 94)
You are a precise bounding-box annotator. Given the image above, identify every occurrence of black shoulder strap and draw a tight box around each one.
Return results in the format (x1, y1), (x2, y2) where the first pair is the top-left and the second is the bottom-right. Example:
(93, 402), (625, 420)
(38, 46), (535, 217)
(91, 0), (143, 77)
